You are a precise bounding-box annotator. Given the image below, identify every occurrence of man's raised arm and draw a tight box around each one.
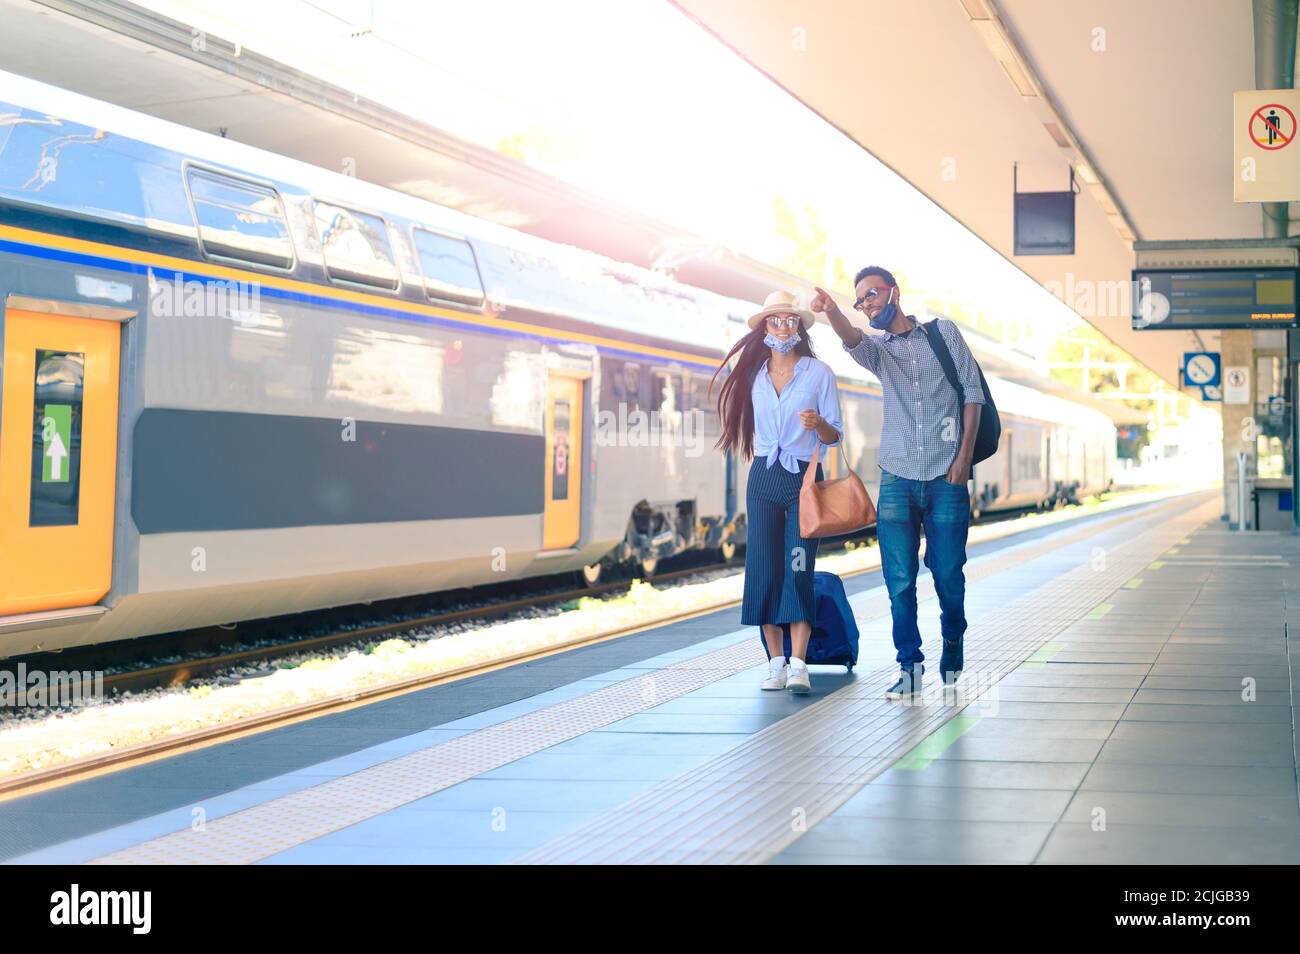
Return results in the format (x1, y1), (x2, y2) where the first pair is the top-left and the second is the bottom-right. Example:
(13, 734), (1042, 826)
(811, 286), (861, 347)
(811, 285), (879, 374)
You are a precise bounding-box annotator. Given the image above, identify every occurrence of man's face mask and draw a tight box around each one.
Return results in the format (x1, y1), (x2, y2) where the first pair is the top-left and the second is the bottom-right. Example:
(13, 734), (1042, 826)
(867, 287), (899, 330)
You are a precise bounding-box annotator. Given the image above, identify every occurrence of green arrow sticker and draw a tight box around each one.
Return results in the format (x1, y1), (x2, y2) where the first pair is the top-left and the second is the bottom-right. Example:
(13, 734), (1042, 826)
(41, 404), (71, 483)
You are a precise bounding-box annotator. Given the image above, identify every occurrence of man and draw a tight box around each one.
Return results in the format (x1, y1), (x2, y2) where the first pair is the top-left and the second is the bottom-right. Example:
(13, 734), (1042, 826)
(810, 267), (983, 699)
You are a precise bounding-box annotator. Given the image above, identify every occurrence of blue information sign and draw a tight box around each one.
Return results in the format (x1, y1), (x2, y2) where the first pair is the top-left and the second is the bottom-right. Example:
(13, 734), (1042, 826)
(1182, 351), (1220, 388)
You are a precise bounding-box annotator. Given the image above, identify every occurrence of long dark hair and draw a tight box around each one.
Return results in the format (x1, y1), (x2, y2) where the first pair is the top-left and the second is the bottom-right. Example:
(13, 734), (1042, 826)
(710, 326), (816, 461)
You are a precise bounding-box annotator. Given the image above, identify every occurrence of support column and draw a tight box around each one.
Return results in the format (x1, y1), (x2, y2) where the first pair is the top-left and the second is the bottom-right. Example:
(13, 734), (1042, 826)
(1291, 328), (1300, 531)
(1221, 330), (1256, 528)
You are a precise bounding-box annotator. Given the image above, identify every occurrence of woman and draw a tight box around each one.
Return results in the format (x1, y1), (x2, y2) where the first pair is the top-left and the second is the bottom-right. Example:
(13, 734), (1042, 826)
(711, 290), (843, 694)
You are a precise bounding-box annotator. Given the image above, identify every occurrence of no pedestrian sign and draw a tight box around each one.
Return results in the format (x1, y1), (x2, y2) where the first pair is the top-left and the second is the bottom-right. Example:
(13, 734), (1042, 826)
(1235, 89), (1300, 202)
(1224, 366), (1250, 406)
(1249, 103), (1295, 149)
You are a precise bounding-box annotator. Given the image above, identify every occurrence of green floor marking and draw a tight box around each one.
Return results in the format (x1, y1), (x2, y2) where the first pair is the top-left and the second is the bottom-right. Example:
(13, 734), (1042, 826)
(1123, 578), (1144, 589)
(1085, 603), (1113, 619)
(1149, 561), (1165, 570)
(894, 715), (981, 771)
(1019, 640), (1065, 670)
(1167, 547), (1180, 555)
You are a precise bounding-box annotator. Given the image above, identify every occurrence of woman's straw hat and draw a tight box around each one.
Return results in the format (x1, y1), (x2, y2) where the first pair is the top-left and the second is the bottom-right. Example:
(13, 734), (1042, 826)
(747, 289), (816, 331)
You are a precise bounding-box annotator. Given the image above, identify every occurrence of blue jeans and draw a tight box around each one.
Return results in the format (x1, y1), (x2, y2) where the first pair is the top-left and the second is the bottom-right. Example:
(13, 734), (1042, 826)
(876, 471), (970, 668)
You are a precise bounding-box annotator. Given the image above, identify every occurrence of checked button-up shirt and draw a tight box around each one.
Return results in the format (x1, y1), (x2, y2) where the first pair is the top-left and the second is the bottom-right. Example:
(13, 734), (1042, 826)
(844, 317), (985, 481)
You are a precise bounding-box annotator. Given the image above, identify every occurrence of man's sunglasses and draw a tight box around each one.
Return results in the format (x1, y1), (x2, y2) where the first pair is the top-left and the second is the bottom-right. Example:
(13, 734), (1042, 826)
(853, 287), (893, 313)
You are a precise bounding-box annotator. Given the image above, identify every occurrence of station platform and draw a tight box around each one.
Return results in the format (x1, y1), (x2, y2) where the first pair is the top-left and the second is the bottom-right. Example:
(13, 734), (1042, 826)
(4, 489), (1298, 865)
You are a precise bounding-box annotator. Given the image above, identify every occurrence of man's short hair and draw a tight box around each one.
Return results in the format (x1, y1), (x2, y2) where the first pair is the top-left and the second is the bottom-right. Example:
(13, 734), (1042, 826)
(854, 265), (897, 288)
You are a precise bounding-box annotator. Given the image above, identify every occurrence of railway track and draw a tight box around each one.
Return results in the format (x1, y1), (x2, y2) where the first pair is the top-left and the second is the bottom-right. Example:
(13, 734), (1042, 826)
(2, 557), (747, 701)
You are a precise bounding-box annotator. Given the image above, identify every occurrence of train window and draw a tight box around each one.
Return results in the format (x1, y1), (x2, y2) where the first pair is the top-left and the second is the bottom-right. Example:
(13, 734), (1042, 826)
(412, 228), (485, 307)
(681, 375), (696, 415)
(694, 373), (718, 424)
(187, 170), (294, 269)
(698, 372), (721, 408)
(30, 350), (84, 527)
(654, 371), (684, 414)
(313, 201), (400, 290)
(612, 361), (642, 410)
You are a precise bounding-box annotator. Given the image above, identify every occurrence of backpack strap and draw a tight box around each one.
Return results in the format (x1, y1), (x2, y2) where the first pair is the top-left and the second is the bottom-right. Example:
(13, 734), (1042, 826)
(919, 319), (966, 404)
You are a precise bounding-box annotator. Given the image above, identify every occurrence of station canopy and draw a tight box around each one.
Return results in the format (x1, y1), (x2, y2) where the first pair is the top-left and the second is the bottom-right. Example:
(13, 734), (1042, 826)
(3, 0), (1280, 400)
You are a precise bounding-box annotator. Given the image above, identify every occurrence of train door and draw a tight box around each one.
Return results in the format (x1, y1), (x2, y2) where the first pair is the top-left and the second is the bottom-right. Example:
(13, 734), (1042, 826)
(724, 449), (737, 520)
(824, 442), (840, 479)
(0, 309), (121, 616)
(542, 373), (584, 549)
(1003, 430), (1013, 499)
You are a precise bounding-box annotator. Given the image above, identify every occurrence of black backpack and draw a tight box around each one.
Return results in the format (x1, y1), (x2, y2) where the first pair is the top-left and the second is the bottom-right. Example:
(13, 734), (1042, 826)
(920, 319), (1001, 465)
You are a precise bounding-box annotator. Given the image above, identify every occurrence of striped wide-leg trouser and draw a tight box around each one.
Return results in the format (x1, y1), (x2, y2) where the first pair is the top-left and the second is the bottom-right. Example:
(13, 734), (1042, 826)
(740, 457), (822, 627)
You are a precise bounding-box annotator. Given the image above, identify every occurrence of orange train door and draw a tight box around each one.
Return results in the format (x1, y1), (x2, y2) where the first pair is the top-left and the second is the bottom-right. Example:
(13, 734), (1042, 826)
(542, 374), (583, 550)
(1003, 430), (1013, 500)
(0, 309), (121, 616)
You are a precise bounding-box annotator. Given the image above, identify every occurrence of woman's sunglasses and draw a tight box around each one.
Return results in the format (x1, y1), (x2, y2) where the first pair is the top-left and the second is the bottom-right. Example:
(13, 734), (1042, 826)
(765, 315), (802, 329)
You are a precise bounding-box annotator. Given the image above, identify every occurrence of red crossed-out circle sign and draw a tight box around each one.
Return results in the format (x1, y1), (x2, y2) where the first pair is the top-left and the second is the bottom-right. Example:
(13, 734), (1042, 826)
(1249, 103), (1296, 150)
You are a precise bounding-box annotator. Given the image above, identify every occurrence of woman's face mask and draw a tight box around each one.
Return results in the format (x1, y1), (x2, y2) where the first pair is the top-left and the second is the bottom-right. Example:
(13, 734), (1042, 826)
(764, 331), (802, 354)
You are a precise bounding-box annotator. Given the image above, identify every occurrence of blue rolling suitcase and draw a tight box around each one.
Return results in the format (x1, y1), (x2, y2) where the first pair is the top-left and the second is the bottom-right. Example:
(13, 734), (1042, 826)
(759, 571), (860, 671)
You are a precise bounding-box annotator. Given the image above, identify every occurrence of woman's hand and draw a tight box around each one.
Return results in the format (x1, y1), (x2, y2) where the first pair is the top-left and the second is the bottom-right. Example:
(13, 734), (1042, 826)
(802, 409), (840, 445)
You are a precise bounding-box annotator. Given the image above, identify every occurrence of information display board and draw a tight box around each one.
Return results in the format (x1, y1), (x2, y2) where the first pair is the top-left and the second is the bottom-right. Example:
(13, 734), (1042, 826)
(1133, 267), (1297, 330)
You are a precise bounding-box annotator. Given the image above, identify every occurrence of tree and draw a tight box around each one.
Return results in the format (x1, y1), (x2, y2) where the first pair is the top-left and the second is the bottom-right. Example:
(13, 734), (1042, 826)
(770, 196), (854, 292)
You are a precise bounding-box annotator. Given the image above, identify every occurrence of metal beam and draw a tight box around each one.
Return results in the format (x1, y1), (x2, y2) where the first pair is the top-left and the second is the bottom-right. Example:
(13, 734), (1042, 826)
(1252, 0), (1298, 239)
(1134, 237), (1300, 249)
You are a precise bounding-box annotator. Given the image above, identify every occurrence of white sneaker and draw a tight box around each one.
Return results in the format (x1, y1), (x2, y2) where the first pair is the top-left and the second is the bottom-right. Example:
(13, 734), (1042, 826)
(761, 657), (788, 690)
(786, 659), (811, 694)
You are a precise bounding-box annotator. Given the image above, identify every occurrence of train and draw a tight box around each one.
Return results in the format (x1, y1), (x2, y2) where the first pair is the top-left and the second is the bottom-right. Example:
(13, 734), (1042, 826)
(0, 70), (1116, 657)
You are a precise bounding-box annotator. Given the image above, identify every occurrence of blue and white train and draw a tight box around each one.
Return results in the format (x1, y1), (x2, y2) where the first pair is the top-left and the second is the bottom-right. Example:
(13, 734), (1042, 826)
(0, 70), (1115, 656)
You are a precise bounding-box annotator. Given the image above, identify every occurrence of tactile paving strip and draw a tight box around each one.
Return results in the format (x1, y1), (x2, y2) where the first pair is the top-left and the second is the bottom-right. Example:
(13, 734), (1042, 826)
(88, 640), (768, 865)
(514, 496), (1219, 864)
(89, 493), (1210, 864)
